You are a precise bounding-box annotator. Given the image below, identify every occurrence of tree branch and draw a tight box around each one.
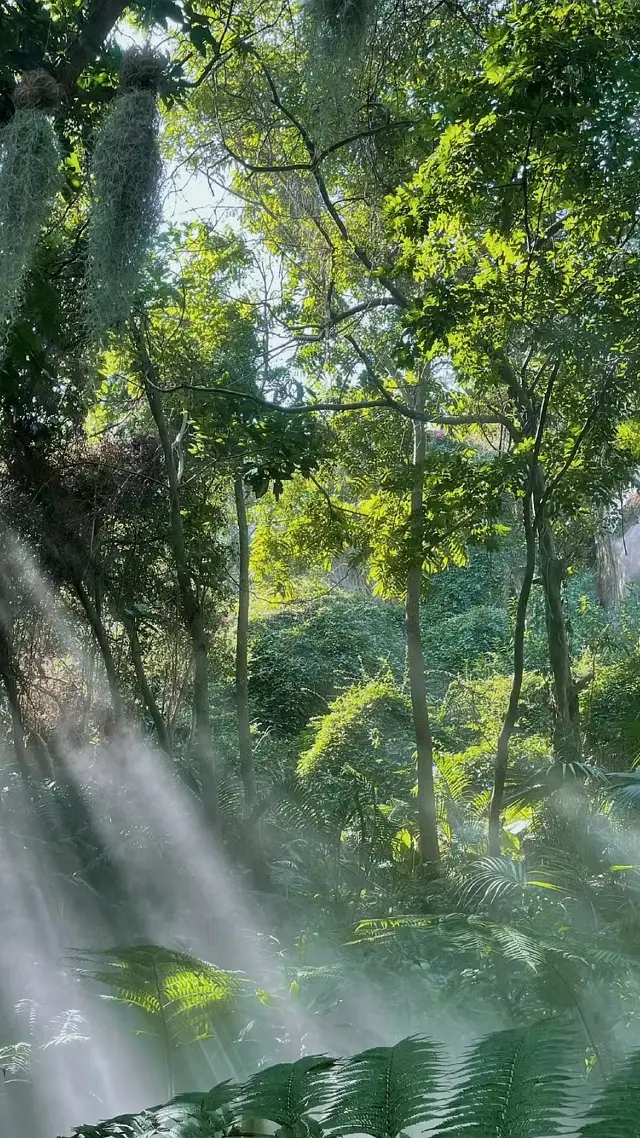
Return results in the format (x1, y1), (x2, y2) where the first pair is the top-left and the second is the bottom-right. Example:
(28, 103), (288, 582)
(138, 371), (506, 428)
(57, 0), (130, 90)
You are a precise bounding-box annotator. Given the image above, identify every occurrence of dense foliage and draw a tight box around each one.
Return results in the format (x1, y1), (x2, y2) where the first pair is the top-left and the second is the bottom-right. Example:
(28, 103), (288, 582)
(3, 0), (640, 1135)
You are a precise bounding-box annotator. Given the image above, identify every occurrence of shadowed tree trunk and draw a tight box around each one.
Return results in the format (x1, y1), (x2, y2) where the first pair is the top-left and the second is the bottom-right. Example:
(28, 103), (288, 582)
(135, 325), (219, 828)
(536, 506), (581, 760)
(488, 492), (536, 855)
(72, 575), (124, 725)
(122, 611), (172, 755)
(493, 352), (581, 763)
(595, 521), (625, 609)
(406, 383), (440, 865)
(234, 470), (257, 810)
(0, 626), (28, 776)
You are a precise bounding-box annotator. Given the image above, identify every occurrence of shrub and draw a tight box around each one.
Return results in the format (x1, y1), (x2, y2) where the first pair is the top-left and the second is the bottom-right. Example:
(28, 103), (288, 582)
(582, 653), (640, 769)
(248, 593), (406, 734)
(424, 604), (510, 684)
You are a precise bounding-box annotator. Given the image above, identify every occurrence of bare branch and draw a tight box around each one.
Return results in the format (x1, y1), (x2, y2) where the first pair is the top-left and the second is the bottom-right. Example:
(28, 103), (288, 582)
(137, 371), (506, 429)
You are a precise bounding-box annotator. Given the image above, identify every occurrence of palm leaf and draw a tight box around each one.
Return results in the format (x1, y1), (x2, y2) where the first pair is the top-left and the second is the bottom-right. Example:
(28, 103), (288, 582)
(325, 1036), (442, 1138)
(507, 763), (609, 810)
(579, 1047), (640, 1138)
(459, 853), (584, 908)
(234, 1054), (335, 1128)
(437, 1021), (575, 1138)
(602, 771), (640, 813)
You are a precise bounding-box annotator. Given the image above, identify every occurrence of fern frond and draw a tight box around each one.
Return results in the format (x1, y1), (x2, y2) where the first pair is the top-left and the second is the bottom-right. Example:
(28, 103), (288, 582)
(155, 1079), (238, 1135)
(235, 1054), (335, 1128)
(73, 945), (245, 1043)
(579, 1047), (640, 1138)
(0, 1040), (31, 1079)
(42, 1008), (90, 1049)
(353, 913), (587, 973)
(325, 1037), (442, 1138)
(438, 1021), (575, 1138)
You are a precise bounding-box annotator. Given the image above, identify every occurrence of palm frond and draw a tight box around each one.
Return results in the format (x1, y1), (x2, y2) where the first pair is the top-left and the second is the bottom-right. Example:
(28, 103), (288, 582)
(602, 771), (640, 813)
(234, 1054), (335, 1128)
(459, 852), (584, 908)
(267, 776), (334, 834)
(507, 763), (609, 810)
(437, 1021), (575, 1138)
(325, 1037), (442, 1138)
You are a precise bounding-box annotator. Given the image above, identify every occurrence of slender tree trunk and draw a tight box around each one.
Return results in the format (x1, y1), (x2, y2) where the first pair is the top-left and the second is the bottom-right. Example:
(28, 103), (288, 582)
(406, 387), (440, 865)
(123, 612), (172, 755)
(136, 327), (219, 826)
(0, 630), (28, 776)
(536, 510), (581, 760)
(234, 471), (257, 810)
(595, 523), (624, 609)
(73, 575), (124, 724)
(488, 492), (536, 855)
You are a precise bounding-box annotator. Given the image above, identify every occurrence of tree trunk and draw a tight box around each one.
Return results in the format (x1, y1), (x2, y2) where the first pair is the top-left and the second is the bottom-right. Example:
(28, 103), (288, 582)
(488, 492), (536, 855)
(537, 513), (581, 760)
(234, 471), (257, 809)
(0, 628), (28, 776)
(73, 575), (124, 725)
(123, 612), (172, 755)
(406, 388), (440, 865)
(595, 526), (625, 609)
(137, 327), (219, 827)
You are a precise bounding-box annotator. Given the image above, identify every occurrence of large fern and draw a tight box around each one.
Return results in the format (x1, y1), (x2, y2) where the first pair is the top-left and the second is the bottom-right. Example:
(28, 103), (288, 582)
(325, 1037), (442, 1138)
(0, 1039), (31, 1080)
(437, 1021), (575, 1138)
(63, 1023), (585, 1138)
(234, 1054), (335, 1128)
(72, 945), (245, 1045)
(579, 1048), (640, 1138)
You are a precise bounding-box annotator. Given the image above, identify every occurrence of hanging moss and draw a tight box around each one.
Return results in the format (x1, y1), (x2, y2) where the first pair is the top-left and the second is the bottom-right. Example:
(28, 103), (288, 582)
(305, 0), (373, 43)
(119, 45), (167, 92)
(0, 104), (61, 348)
(86, 50), (165, 341)
(13, 69), (61, 110)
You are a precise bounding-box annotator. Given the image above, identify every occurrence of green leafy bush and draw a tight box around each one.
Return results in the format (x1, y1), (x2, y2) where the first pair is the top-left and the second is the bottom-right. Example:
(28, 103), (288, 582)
(425, 604), (510, 685)
(582, 653), (640, 769)
(249, 594), (406, 734)
(299, 674), (413, 779)
(422, 551), (510, 617)
(438, 671), (551, 755)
